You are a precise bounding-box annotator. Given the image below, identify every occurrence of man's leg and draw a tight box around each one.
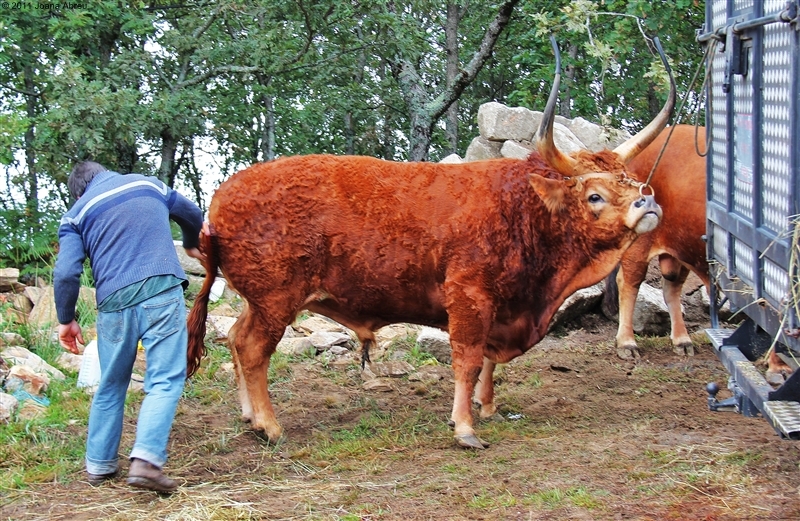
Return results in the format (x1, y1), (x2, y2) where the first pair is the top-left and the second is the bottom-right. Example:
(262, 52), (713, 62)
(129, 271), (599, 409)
(128, 285), (187, 491)
(85, 308), (138, 478)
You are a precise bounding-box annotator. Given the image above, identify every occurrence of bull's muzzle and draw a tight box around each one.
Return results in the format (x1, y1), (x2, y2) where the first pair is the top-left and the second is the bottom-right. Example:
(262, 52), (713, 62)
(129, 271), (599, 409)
(632, 195), (661, 234)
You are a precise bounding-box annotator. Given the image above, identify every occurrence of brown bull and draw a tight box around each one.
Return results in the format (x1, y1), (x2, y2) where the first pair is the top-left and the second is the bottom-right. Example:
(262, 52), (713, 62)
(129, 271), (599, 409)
(608, 125), (793, 379)
(607, 125), (710, 358)
(186, 65), (676, 449)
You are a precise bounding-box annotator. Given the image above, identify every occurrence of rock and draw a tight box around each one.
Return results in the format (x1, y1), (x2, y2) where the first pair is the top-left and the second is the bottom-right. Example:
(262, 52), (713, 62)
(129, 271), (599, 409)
(9, 293), (33, 315)
(478, 102), (538, 142)
(56, 352), (83, 373)
(27, 287), (58, 329)
(295, 315), (348, 335)
(24, 286), (43, 305)
(0, 268), (25, 293)
(17, 400), (46, 421)
(439, 153), (463, 164)
(308, 331), (352, 351)
(632, 283), (671, 336)
(500, 140), (534, 160)
(174, 241), (205, 276)
(416, 327), (452, 365)
(0, 392), (19, 423)
(549, 283), (605, 332)
(209, 302), (239, 317)
(6, 365), (50, 395)
(207, 315), (237, 340)
(464, 136), (503, 161)
(567, 117), (631, 152)
(368, 360), (415, 377)
(0, 332), (26, 348)
(362, 378), (394, 392)
(551, 122), (584, 154)
(276, 337), (315, 357)
(1, 346), (65, 380)
(0, 356), (8, 386)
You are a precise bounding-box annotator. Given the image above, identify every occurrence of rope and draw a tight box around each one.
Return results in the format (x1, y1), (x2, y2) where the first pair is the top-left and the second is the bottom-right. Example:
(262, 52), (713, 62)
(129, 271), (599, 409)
(643, 38), (719, 187)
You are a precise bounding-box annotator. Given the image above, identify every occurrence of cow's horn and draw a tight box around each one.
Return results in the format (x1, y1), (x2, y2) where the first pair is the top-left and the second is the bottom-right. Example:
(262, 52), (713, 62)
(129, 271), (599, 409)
(612, 37), (677, 164)
(535, 35), (578, 175)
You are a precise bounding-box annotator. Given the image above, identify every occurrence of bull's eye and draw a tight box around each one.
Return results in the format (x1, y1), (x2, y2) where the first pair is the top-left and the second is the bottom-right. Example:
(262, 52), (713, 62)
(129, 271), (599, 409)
(588, 193), (604, 204)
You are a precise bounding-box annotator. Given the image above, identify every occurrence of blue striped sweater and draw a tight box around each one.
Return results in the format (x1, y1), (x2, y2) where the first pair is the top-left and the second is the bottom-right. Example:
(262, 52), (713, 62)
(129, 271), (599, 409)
(54, 171), (204, 324)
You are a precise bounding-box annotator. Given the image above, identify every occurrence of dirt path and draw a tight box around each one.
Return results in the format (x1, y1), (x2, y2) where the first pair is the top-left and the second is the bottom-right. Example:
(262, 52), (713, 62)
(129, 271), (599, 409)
(2, 316), (799, 520)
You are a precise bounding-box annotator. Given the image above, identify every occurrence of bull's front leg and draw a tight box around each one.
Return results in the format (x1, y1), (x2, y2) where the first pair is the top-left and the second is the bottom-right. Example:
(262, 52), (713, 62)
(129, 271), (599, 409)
(473, 357), (498, 419)
(445, 277), (493, 449)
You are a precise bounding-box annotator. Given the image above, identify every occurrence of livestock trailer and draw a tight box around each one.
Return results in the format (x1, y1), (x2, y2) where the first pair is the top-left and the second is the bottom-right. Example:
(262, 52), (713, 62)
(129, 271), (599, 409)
(701, 0), (800, 438)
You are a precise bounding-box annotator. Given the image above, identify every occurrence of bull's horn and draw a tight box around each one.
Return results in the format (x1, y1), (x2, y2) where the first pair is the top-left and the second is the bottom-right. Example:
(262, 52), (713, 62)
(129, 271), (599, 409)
(612, 37), (677, 164)
(534, 35), (578, 175)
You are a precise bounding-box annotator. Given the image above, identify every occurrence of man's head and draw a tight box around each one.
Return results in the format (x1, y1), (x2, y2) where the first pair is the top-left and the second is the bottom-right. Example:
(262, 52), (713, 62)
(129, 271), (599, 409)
(68, 161), (108, 199)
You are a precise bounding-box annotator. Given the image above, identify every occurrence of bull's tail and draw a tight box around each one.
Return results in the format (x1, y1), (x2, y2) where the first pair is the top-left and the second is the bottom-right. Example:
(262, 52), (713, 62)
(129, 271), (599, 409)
(186, 225), (219, 378)
(601, 265), (620, 317)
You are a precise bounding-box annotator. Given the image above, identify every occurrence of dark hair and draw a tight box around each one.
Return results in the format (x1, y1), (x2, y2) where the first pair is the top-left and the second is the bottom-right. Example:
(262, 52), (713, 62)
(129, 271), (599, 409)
(68, 161), (108, 199)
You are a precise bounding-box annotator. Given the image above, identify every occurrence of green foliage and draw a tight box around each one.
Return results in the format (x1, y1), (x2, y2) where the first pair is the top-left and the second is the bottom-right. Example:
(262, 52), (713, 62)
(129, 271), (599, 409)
(0, 202), (60, 276)
(0, 0), (707, 253)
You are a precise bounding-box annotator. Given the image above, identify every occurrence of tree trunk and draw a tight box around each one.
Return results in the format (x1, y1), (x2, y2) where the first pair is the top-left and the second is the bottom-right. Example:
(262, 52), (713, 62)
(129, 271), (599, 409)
(559, 43), (578, 118)
(444, 3), (462, 155)
(23, 63), (38, 216)
(159, 129), (178, 187)
(261, 94), (276, 162)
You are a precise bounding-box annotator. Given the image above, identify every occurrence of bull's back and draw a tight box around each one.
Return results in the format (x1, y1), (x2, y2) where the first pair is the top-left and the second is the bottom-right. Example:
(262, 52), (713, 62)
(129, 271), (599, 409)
(207, 155), (528, 320)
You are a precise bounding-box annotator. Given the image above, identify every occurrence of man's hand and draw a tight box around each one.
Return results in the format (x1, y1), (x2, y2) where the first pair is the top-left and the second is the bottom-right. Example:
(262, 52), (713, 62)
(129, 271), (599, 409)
(185, 247), (207, 264)
(58, 320), (84, 354)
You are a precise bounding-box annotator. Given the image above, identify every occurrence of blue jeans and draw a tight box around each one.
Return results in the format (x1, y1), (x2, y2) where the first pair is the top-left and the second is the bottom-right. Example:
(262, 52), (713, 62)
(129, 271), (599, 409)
(85, 285), (187, 475)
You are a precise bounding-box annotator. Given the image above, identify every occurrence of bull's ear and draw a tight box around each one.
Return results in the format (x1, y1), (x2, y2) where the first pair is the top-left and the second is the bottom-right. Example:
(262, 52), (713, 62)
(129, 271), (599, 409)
(529, 175), (566, 214)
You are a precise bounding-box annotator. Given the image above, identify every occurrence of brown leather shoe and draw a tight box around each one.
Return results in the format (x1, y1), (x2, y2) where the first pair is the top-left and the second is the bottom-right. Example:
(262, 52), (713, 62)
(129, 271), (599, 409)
(87, 469), (119, 486)
(126, 458), (179, 493)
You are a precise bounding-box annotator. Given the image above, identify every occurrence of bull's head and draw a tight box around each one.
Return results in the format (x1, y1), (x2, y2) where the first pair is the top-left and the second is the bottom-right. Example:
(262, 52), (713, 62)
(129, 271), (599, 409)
(534, 35), (676, 176)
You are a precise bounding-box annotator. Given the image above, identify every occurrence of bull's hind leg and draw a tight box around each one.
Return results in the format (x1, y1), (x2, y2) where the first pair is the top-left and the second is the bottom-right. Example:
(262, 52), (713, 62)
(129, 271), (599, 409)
(229, 304), (286, 442)
(660, 254), (694, 356)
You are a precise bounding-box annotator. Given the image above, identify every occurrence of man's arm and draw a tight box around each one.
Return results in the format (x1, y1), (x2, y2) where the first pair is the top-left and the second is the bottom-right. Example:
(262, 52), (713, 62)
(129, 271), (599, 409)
(53, 222), (87, 353)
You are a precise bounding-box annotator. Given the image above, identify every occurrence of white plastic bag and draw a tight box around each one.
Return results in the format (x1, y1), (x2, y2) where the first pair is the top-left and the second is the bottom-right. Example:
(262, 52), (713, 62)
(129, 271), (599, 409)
(77, 339), (101, 389)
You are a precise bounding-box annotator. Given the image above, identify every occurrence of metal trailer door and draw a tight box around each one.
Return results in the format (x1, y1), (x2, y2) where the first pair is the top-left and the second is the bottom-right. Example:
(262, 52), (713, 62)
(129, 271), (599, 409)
(702, 0), (800, 438)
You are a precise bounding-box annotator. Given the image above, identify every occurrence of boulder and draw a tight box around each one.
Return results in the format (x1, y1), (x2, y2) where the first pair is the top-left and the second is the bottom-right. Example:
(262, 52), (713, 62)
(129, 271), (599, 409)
(0, 392), (18, 423)
(276, 337), (315, 357)
(464, 136), (503, 162)
(439, 153), (463, 164)
(416, 327), (451, 365)
(308, 331), (352, 351)
(0, 332), (26, 348)
(500, 140), (535, 160)
(549, 283), (605, 332)
(0, 268), (25, 293)
(368, 360), (415, 377)
(1, 346), (65, 380)
(174, 240), (205, 276)
(478, 102), (538, 141)
(6, 364), (50, 395)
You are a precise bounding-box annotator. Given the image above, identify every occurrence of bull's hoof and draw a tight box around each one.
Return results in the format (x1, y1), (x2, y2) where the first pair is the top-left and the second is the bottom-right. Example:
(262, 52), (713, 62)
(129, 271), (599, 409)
(673, 342), (695, 356)
(455, 433), (490, 449)
(617, 347), (641, 360)
(480, 412), (505, 423)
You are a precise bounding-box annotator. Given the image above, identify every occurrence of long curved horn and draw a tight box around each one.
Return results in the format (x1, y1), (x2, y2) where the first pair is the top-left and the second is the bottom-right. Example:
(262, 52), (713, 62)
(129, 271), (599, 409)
(613, 37), (677, 163)
(534, 35), (578, 175)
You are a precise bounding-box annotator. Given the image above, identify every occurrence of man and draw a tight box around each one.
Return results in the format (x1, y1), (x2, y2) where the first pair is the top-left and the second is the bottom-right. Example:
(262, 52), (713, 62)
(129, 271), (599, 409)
(54, 161), (205, 493)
